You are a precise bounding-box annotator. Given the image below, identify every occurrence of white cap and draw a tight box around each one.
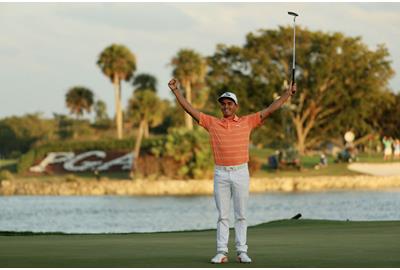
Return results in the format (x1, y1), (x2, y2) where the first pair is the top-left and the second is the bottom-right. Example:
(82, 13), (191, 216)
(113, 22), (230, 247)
(218, 92), (238, 105)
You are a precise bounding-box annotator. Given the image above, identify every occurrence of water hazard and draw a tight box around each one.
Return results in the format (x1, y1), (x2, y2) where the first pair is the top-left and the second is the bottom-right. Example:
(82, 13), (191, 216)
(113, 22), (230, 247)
(0, 191), (399, 233)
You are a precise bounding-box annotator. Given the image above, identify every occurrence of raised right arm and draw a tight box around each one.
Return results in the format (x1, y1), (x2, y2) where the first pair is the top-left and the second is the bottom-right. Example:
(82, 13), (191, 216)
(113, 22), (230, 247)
(168, 78), (200, 123)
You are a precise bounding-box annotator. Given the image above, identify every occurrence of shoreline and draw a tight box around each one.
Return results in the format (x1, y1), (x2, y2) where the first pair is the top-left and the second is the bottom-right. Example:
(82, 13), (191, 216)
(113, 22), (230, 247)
(1, 175), (400, 196)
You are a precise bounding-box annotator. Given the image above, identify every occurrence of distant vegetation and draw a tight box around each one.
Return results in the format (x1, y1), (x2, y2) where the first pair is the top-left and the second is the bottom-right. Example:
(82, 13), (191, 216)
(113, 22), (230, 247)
(1, 26), (399, 178)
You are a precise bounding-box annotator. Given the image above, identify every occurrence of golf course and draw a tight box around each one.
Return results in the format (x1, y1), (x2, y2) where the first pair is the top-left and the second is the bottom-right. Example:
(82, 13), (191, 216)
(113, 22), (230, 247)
(1, 2), (400, 269)
(1, 219), (399, 267)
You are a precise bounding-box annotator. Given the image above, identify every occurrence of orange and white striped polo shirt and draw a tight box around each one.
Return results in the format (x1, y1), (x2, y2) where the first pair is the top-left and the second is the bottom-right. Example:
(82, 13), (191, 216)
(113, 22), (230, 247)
(199, 112), (262, 166)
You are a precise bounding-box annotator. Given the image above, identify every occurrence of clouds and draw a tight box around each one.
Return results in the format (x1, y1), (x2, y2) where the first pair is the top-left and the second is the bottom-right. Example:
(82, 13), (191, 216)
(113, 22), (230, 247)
(0, 3), (399, 119)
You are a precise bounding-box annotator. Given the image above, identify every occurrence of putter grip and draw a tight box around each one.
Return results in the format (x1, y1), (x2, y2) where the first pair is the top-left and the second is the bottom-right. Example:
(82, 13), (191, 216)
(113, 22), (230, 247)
(291, 68), (295, 85)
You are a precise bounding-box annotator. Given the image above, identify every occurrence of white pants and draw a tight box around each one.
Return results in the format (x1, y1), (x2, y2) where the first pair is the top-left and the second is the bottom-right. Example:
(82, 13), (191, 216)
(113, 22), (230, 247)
(213, 163), (249, 254)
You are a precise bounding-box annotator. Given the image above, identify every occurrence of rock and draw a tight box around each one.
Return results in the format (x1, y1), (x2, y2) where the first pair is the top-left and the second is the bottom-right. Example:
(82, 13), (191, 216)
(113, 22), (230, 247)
(1, 180), (11, 188)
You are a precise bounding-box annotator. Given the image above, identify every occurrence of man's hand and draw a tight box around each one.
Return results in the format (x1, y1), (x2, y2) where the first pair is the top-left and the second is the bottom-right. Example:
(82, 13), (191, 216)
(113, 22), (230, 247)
(168, 78), (179, 92)
(168, 78), (200, 122)
(260, 82), (297, 121)
(289, 82), (297, 95)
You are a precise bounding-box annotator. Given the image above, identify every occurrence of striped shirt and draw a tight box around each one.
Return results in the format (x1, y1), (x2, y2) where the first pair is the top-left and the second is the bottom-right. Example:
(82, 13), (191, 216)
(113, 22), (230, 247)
(199, 112), (262, 166)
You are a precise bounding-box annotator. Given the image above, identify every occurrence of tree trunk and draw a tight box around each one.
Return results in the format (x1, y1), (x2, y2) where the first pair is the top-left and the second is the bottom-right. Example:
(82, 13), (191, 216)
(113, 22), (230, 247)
(134, 119), (146, 161)
(296, 132), (307, 155)
(143, 121), (149, 138)
(113, 74), (123, 139)
(353, 133), (374, 147)
(131, 119), (146, 178)
(290, 101), (321, 155)
(184, 81), (193, 130)
(292, 116), (306, 155)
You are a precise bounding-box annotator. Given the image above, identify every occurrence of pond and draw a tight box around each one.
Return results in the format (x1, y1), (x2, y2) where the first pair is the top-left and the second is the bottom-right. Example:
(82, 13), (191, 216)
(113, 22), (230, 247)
(0, 190), (399, 233)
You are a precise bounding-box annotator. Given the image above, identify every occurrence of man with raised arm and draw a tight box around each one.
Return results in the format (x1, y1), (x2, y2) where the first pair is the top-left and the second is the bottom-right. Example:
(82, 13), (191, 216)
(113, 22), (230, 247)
(168, 78), (297, 264)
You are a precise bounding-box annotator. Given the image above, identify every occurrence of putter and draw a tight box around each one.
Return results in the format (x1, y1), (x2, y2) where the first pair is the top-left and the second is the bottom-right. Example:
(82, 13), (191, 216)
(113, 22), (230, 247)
(288, 11), (299, 87)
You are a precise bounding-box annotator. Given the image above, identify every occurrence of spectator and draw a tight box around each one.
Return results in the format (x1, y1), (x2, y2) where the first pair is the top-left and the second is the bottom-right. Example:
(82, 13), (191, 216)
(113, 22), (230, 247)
(393, 139), (400, 160)
(382, 136), (393, 161)
(320, 153), (328, 166)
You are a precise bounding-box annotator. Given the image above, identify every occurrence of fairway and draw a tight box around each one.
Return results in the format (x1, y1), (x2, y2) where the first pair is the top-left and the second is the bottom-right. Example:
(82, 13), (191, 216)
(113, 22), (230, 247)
(0, 219), (399, 267)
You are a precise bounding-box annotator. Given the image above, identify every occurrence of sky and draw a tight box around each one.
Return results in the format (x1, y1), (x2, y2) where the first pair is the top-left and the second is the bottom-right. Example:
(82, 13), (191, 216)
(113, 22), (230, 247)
(1, 2), (399, 119)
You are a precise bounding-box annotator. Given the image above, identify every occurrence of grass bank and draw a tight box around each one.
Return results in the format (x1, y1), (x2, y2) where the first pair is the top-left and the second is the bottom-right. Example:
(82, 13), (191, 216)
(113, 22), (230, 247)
(0, 219), (399, 267)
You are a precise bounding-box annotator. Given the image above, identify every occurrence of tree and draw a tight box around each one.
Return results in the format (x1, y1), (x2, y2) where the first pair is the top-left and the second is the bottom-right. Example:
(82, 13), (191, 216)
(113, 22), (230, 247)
(379, 92), (400, 139)
(207, 26), (395, 154)
(132, 73), (158, 137)
(127, 90), (167, 176)
(148, 101), (182, 134)
(171, 49), (207, 130)
(94, 100), (109, 123)
(65, 86), (94, 118)
(0, 113), (56, 157)
(97, 44), (136, 139)
(132, 73), (157, 92)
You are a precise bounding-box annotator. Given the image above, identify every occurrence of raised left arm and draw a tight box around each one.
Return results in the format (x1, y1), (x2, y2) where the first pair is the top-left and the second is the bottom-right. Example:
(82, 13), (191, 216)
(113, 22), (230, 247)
(260, 83), (297, 121)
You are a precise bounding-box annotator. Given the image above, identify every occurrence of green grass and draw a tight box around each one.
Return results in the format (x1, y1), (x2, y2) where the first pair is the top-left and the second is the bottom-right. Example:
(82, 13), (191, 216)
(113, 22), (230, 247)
(0, 159), (17, 173)
(250, 150), (398, 178)
(253, 163), (361, 178)
(0, 219), (399, 267)
(69, 171), (131, 180)
(251, 149), (358, 177)
(357, 153), (400, 163)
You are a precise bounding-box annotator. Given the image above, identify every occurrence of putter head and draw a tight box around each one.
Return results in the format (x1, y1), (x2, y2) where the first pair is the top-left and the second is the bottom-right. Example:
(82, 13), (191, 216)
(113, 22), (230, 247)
(288, 11), (299, 17)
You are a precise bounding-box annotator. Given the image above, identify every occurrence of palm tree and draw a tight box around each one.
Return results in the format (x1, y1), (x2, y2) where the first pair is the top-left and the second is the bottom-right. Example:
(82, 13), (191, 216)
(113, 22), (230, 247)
(171, 49), (206, 130)
(132, 73), (158, 137)
(128, 90), (166, 176)
(65, 86), (94, 118)
(132, 73), (157, 92)
(94, 100), (109, 123)
(97, 44), (136, 139)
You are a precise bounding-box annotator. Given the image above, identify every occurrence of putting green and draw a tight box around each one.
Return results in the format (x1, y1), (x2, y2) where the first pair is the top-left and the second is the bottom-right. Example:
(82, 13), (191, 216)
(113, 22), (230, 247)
(0, 219), (399, 267)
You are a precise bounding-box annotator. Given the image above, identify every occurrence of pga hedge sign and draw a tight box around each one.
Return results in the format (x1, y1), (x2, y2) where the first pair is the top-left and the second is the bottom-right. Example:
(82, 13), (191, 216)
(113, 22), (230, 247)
(30, 151), (133, 173)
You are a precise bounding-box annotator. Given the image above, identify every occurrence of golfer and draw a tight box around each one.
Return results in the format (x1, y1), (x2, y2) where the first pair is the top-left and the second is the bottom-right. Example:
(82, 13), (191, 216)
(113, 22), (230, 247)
(168, 78), (297, 263)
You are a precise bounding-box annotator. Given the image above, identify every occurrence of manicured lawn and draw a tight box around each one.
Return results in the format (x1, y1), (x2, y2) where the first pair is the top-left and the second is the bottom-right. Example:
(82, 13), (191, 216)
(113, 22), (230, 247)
(250, 150), (398, 178)
(0, 159), (17, 172)
(251, 149), (357, 177)
(0, 219), (399, 267)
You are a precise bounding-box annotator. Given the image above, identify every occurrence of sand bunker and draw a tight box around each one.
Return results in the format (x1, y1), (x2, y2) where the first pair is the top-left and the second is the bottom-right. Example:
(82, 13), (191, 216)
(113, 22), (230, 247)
(348, 162), (400, 176)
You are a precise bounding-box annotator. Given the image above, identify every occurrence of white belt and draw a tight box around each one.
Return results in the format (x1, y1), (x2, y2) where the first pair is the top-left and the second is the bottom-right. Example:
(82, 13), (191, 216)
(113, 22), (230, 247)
(215, 163), (247, 171)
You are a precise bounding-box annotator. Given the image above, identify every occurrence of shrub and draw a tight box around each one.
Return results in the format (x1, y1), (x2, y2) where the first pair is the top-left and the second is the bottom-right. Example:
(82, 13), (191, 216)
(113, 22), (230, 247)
(0, 170), (14, 181)
(0, 114), (57, 158)
(163, 128), (213, 179)
(139, 128), (213, 179)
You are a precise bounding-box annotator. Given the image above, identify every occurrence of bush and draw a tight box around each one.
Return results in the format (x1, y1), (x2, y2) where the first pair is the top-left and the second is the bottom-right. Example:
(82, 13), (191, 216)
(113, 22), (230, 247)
(0, 170), (14, 181)
(0, 114), (57, 158)
(54, 116), (95, 140)
(139, 128), (214, 179)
